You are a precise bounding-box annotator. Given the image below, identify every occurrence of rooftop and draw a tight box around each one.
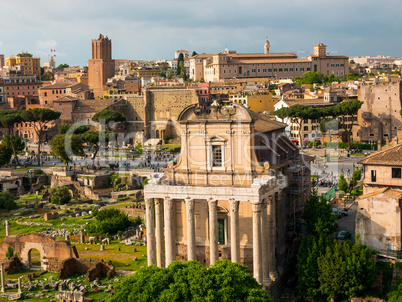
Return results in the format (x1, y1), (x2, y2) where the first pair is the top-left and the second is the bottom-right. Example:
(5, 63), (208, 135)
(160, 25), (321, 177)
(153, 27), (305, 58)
(359, 143), (402, 166)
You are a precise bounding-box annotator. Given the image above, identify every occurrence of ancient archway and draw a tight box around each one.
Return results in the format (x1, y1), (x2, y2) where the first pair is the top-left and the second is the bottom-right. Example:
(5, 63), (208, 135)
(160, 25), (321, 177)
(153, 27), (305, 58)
(0, 234), (78, 272)
(27, 248), (41, 270)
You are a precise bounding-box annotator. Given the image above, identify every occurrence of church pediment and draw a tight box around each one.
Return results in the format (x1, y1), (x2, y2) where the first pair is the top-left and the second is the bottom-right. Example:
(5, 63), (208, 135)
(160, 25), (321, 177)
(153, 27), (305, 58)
(207, 134), (227, 142)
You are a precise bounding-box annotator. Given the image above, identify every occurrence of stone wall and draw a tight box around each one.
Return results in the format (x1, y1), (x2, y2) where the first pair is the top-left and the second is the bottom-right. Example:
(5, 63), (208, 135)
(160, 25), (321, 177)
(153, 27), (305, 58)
(58, 258), (115, 281)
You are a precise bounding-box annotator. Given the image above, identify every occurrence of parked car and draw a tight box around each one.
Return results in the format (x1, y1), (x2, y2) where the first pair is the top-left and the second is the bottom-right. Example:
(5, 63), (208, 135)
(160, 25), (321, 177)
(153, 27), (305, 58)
(336, 231), (352, 240)
(332, 208), (348, 217)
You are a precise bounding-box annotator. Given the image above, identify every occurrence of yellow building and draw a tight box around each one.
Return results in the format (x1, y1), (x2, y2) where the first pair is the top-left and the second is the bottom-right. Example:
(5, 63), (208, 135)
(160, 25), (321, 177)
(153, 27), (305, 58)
(135, 68), (161, 78)
(5, 54), (41, 77)
(231, 93), (279, 113)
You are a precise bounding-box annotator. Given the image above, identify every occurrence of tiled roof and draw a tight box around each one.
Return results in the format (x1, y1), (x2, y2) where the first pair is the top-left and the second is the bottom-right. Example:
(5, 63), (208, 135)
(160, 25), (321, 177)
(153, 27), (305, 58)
(252, 111), (287, 133)
(357, 188), (402, 200)
(359, 144), (402, 166)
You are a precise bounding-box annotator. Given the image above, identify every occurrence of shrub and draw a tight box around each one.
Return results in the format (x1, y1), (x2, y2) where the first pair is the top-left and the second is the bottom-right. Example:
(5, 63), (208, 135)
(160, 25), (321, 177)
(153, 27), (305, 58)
(6, 246), (13, 259)
(0, 190), (17, 210)
(86, 209), (131, 236)
(49, 186), (71, 205)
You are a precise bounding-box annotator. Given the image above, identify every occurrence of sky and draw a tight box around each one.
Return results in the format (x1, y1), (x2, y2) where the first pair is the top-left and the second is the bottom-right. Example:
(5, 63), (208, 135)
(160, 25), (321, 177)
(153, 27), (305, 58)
(1, 0), (401, 67)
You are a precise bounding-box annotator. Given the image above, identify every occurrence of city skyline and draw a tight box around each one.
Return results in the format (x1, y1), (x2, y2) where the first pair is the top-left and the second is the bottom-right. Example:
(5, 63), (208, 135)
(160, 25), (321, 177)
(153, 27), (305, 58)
(1, 0), (402, 67)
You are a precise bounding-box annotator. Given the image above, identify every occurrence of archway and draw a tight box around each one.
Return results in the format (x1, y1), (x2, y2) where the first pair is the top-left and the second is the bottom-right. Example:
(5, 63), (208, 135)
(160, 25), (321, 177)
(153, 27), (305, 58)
(27, 248), (41, 270)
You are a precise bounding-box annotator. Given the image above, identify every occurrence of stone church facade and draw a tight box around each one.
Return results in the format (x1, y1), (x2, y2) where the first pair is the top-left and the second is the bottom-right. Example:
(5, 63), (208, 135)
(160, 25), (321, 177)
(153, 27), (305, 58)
(144, 103), (310, 288)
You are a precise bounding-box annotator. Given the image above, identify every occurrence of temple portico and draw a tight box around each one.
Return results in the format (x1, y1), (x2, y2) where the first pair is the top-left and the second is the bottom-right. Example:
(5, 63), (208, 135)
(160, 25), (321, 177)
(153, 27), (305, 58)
(144, 173), (286, 284)
(144, 103), (309, 289)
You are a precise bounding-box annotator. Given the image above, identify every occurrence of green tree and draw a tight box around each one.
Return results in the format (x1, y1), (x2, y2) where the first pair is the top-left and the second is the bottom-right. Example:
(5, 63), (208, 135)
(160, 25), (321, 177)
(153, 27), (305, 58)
(86, 208), (131, 236)
(294, 71), (325, 85)
(57, 63), (69, 69)
(0, 191), (17, 210)
(108, 260), (272, 302)
(49, 186), (71, 205)
(6, 246), (14, 259)
(0, 143), (13, 167)
(82, 130), (116, 167)
(350, 169), (362, 189)
(20, 108), (61, 166)
(92, 110), (126, 131)
(319, 118), (340, 142)
(333, 100), (363, 150)
(275, 104), (319, 153)
(388, 283), (402, 301)
(49, 134), (84, 165)
(391, 70), (401, 76)
(135, 143), (143, 154)
(0, 110), (23, 165)
(338, 174), (349, 192)
(317, 240), (376, 300)
(41, 71), (53, 81)
(177, 53), (184, 76)
(302, 190), (337, 236)
(59, 123), (90, 135)
(192, 51), (198, 56)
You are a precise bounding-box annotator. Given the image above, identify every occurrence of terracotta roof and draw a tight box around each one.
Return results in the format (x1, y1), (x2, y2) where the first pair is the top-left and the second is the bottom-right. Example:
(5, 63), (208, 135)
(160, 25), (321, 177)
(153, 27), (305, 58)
(252, 112), (287, 133)
(357, 188), (402, 200)
(359, 143), (402, 166)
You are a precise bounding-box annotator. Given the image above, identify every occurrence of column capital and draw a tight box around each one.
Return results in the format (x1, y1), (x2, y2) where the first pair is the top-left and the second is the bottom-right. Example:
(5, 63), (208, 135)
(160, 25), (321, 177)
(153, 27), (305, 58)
(252, 203), (262, 212)
(155, 198), (163, 205)
(185, 197), (195, 207)
(208, 198), (217, 208)
(164, 197), (173, 207)
(229, 199), (239, 211)
(145, 198), (153, 205)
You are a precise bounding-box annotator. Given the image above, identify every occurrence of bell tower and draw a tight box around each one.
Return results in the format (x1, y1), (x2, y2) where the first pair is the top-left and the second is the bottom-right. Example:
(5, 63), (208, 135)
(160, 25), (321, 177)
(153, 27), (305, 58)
(264, 37), (271, 54)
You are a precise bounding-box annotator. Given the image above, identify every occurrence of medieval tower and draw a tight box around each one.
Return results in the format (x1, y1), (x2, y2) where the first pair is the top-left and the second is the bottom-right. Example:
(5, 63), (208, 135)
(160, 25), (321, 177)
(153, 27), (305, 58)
(88, 34), (115, 98)
(264, 38), (271, 54)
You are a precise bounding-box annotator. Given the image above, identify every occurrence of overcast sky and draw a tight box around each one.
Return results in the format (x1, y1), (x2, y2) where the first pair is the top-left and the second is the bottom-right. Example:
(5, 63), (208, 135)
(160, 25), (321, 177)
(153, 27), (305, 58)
(1, 0), (401, 67)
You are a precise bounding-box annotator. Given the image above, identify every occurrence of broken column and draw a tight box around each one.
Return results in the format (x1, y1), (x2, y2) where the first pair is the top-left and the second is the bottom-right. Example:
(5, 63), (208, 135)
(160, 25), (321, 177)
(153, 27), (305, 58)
(65, 234), (70, 241)
(80, 228), (85, 244)
(100, 245), (105, 251)
(18, 277), (22, 294)
(4, 221), (9, 237)
(1, 263), (5, 293)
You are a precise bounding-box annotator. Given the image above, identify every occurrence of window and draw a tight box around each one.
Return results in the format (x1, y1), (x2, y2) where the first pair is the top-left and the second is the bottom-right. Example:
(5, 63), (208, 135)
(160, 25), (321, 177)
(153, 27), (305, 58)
(392, 168), (401, 179)
(212, 145), (223, 167)
(371, 170), (376, 182)
(218, 219), (225, 244)
(304, 126), (308, 131)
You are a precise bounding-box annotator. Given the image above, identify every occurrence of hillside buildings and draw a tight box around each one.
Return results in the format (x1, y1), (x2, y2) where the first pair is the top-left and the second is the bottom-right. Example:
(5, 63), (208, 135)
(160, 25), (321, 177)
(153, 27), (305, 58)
(190, 41), (349, 82)
(4, 53), (41, 77)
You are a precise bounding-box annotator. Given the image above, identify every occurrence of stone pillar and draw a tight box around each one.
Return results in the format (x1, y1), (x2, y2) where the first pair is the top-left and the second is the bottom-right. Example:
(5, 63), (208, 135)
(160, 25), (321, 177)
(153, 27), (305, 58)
(80, 228), (85, 244)
(4, 221), (9, 237)
(261, 198), (269, 283)
(164, 197), (175, 266)
(1, 263), (4, 293)
(229, 199), (240, 263)
(155, 199), (165, 267)
(267, 194), (277, 281)
(208, 198), (218, 265)
(100, 245), (105, 251)
(65, 234), (70, 241)
(185, 197), (196, 261)
(145, 198), (156, 266)
(252, 203), (263, 284)
(18, 277), (21, 294)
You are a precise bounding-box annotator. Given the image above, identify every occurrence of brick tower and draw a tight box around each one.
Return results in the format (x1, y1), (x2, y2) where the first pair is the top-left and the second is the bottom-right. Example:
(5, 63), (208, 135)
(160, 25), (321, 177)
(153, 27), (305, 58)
(88, 34), (115, 98)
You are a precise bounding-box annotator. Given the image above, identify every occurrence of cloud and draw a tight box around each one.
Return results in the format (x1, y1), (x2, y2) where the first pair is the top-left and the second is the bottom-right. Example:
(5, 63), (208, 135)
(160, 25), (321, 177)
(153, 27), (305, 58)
(36, 39), (58, 51)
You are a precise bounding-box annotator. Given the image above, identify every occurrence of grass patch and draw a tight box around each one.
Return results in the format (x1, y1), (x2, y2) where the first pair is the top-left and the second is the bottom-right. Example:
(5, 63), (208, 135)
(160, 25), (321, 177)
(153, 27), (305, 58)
(161, 144), (181, 152)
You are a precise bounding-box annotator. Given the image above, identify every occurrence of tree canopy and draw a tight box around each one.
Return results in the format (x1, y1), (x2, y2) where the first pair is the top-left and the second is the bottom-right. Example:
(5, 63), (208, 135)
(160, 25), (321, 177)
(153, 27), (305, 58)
(0, 143), (13, 167)
(59, 123), (90, 135)
(49, 186), (71, 205)
(49, 134), (84, 164)
(0, 190), (17, 210)
(21, 108), (61, 165)
(92, 110), (126, 130)
(81, 130), (116, 167)
(108, 260), (272, 302)
(86, 208), (131, 236)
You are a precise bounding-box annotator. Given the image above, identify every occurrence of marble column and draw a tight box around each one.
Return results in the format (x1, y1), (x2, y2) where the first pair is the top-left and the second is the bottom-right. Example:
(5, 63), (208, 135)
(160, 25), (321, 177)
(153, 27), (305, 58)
(267, 194), (277, 281)
(1, 263), (4, 293)
(185, 198), (196, 261)
(229, 199), (240, 263)
(208, 198), (218, 265)
(164, 197), (175, 266)
(145, 198), (156, 266)
(261, 198), (269, 283)
(5, 221), (9, 237)
(80, 228), (85, 244)
(155, 199), (165, 267)
(18, 277), (21, 294)
(252, 203), (263, 284)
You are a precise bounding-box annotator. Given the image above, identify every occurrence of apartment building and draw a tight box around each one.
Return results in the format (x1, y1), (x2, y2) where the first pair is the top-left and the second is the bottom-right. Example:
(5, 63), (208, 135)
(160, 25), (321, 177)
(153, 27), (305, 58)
(5, 53), (41, 77)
